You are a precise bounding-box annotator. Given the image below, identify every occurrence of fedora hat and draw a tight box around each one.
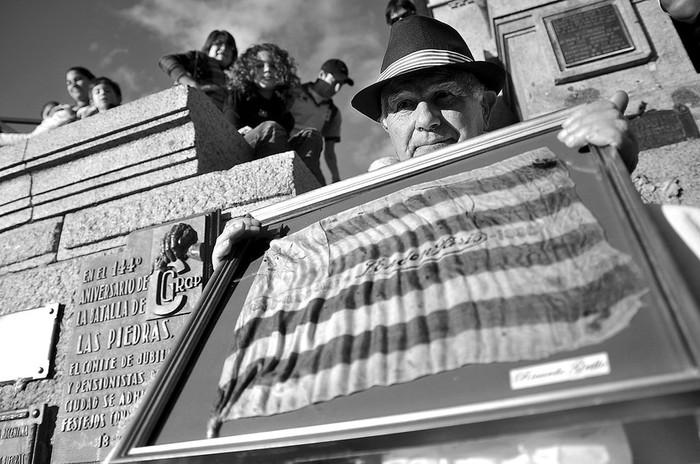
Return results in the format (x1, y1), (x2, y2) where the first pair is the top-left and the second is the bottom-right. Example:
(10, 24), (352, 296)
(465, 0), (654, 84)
(351, 15), (505, 121)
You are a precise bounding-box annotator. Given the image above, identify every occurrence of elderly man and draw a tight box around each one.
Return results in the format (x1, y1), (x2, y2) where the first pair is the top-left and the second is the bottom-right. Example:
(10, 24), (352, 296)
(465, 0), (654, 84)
(210, 16), (639, 269)
(354, 15), (637, 171)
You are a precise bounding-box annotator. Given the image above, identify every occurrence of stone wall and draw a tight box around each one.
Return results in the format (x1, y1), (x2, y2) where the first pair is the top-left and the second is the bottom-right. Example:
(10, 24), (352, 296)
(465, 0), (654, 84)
(0, 85), (319, 463)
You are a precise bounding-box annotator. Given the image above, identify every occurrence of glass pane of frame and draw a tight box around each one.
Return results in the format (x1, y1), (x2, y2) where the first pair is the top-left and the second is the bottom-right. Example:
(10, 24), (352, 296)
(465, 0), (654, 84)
(107, 109), (700, 464)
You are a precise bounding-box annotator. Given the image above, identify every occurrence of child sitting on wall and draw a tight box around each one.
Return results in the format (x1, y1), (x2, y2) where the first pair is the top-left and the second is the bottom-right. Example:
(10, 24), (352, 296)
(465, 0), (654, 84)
(79, 77), (122, 119)
(225, 43), (322, 163)
(0, 101), (77, 146)
(159, 30), (237, 112)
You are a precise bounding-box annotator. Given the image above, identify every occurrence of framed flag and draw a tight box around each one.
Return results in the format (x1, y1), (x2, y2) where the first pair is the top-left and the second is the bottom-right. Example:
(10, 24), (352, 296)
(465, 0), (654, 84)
(107, 109), (700, 464)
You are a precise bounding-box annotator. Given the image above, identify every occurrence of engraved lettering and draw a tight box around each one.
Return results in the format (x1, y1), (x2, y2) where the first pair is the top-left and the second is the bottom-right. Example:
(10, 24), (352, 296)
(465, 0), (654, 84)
(106, 319), (171, 350)
(0, 425), (30, 439)
(60, 413), (107, 432)
(76, 333), (101, 355)
(0, 454), (29, 464)
(64, 396), (100, 413)
(71, 371), (145, 394)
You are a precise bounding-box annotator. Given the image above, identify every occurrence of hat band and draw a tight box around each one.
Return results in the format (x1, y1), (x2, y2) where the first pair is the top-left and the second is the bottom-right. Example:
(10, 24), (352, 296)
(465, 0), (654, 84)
(378, 49), (474, 82)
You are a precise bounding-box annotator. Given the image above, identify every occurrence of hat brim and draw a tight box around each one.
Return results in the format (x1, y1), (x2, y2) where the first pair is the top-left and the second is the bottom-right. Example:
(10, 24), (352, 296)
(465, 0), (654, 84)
(351, 61), (505, 121)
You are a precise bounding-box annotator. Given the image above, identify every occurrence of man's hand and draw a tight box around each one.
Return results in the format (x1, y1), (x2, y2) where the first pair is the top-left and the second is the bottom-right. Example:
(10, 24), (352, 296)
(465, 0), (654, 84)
(557, 90), (639, 172)
(212, 217), (262, 271)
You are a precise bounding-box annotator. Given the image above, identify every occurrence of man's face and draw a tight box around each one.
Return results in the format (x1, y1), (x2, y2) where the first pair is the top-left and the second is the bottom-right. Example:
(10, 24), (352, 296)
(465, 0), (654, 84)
(380, 74), (486, 161)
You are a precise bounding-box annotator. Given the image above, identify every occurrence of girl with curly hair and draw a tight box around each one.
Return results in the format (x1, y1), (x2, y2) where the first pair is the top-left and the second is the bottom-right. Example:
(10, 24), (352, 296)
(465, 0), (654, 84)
(225, 43), (323, 168)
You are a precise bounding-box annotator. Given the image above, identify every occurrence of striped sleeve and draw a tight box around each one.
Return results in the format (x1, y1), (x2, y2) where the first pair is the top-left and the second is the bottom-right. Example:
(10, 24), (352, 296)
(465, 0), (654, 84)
(209, 147), (647, 431)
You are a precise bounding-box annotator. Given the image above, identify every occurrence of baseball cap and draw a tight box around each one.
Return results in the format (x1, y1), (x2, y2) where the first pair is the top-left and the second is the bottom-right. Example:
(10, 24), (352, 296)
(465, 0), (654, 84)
(322, 59), (354, 86)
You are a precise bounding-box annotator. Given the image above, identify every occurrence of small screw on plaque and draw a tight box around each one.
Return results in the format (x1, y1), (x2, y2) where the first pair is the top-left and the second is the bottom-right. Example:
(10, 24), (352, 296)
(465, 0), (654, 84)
(38, 367), (44, 374)
(31, 409), (40, 418)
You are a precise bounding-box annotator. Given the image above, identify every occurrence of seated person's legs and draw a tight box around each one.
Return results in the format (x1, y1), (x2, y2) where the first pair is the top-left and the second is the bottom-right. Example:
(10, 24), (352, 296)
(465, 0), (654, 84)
(289, 128), (325, 185)
(243, 120), (291, 159)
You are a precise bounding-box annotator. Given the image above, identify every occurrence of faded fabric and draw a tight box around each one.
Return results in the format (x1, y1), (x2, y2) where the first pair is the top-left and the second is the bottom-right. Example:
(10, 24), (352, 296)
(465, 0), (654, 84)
(209, 148), (647, 433)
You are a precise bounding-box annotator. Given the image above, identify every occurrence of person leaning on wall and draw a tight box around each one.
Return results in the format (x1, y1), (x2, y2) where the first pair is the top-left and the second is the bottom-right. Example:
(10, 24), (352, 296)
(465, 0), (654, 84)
(159, 30), (237, 112)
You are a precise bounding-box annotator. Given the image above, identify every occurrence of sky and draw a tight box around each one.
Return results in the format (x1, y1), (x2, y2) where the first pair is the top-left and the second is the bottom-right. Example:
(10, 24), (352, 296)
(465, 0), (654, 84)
(0, 0), (397, 180)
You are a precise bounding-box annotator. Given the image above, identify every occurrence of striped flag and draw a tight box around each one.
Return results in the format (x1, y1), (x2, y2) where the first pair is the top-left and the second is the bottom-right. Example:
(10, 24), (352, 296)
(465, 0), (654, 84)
(209, 148), (647, 432)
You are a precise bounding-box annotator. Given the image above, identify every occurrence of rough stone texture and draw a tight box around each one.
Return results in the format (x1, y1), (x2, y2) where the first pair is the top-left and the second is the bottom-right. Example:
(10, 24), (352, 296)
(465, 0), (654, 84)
(0, 139), (27, 178)
(21, 86), (249, 173)
(0, 217), (62, 267)
(0, 253), (57, 277)
(432, 1), (496, 61)
(60, 152), (319, 250)
(0, 173), (30, 207)
(488, 0), (551, 18)
(1, 208), (32, 233)
(32, 157), (201, 220)
(31, 124), (197, 196)
(0, 87), (253, 225)
(56, 236), (126, 262)
(0, 198), (30, 218)
(634, 140), (700, 207)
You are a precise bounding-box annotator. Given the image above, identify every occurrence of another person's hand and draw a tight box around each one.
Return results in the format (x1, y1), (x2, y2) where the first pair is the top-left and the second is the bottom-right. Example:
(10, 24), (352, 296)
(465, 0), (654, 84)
(154, 223), (199, 270)
(212, 216), (262, 271)
(557, 90), (638, 172)
(238, 126), (252, 135)
(199, 84), (221, 93)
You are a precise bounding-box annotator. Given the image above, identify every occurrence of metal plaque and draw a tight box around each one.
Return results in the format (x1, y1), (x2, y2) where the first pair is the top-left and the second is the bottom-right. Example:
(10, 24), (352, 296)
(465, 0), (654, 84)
(52, 214), (216, 464)
(629, 104), (700, 151)
(0, 405), (49, 464)
(0, 304), (59, 383)
(547, 3), (633, 68)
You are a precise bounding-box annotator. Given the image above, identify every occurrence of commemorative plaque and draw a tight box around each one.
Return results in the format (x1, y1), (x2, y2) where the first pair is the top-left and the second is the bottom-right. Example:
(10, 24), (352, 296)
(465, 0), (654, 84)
(547, 3), (633, 68)
(52, 214), (217, 463)
(0, 405), (49, 464)
(628, 104), (700, 151)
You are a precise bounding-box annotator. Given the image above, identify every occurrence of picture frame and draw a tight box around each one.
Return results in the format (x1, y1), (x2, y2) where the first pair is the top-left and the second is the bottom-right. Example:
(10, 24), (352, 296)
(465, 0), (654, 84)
(107, 109), (700, 464)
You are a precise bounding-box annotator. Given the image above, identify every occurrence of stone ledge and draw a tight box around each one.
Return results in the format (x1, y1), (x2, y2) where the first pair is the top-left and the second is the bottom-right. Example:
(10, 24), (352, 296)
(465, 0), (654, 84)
(30, 124), (198, 196)
(18, 86), (249, 173)
(32, 155), (201, 221)
(0, 174), (30, 209)
(0, 140), (26, 175)
(60, 152), (319, 250)
(0, 217), (62, 268)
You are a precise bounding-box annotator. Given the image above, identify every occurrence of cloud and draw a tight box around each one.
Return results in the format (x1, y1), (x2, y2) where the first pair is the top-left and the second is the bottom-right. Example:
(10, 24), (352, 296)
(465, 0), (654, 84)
(118, 0), (386, 77)
(100, 48), (130, 67)
(109, 65), (155, 101)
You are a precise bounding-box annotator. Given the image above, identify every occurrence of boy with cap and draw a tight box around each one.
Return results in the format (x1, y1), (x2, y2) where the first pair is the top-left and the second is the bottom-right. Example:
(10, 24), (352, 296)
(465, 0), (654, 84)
(289, 59), (354, 184)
